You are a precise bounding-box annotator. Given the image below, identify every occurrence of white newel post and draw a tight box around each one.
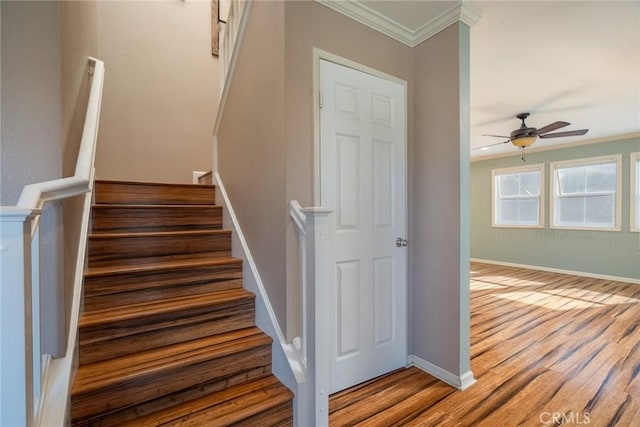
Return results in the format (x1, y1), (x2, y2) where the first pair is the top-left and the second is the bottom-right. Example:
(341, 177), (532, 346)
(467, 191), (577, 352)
(301, 207), (332, 427)
(0, 207), (40, 427)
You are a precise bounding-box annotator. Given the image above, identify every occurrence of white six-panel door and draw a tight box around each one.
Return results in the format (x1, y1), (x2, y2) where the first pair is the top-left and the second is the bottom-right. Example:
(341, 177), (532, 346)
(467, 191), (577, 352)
(319, 59), (407, 393)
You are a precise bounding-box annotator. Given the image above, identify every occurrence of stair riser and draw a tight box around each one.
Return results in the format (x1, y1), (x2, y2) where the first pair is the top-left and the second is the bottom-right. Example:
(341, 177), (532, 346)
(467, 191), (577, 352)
(95, 181), (215, 205)
(84, 264), (242, 311)
(71, 345), (273, 423)
(75, 366), (273, 427)
(88, 232), (232, 268)
(79, 302), (256, 365)
(91, 206), (222, 233)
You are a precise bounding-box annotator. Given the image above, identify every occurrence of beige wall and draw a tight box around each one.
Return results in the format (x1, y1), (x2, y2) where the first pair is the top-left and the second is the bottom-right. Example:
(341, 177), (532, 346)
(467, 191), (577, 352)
(411, 23), (471, 376)
(217, 1), (288, 325)
(60, 1), (99, 343)
(95, 0), (219, 184)
(283, 0), (413, 338)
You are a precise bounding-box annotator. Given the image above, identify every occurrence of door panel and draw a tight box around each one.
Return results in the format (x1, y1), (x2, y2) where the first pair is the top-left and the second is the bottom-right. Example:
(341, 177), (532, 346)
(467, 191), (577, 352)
(320, 59), (407, 393)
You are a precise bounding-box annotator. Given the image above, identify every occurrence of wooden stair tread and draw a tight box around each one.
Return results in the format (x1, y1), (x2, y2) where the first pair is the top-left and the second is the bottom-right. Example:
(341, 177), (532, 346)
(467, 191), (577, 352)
(72, 327), (271, 396)
(92, 203), (218, 209)
(95, 179), (215, 189)
(79, 289), (254, 328)
(73, 179), (292, 424)
(84, 257), (242, 278)
(118, 376), (291, 426)
(88, 229), (230, 239)
(180, 385), (292, 426)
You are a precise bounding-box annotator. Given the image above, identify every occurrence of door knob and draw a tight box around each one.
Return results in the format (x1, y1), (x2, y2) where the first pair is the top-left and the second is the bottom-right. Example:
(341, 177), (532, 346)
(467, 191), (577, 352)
(396, 238), (408, 247)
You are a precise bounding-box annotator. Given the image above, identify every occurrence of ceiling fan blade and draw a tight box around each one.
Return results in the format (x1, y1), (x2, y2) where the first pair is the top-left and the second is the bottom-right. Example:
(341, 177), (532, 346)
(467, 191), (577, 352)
(473, 139), (510, 150)
(539, 129), (589, 139)
(482, 134), (511, 138)
(535, 121), (570, 135)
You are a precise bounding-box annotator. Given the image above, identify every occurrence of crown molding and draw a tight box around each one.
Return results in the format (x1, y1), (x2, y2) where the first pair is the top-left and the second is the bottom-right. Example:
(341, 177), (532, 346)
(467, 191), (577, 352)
(412, 1), (482, 46)
(315, 0), (482, 47)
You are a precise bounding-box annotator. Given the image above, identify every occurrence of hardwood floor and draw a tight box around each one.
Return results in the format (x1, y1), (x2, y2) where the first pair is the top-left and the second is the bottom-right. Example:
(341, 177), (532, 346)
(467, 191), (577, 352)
(329, 262), (640, 426)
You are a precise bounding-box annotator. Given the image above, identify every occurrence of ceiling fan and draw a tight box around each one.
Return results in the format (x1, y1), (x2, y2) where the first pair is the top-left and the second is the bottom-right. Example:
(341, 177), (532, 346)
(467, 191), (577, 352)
(478, 112), (589, 152)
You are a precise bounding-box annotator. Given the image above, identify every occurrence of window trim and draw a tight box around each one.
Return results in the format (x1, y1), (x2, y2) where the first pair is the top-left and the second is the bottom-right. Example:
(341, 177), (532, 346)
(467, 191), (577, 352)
(631, 152), (640, 232)
(491, 163), (545, 229)
(549, 154), (622, 231)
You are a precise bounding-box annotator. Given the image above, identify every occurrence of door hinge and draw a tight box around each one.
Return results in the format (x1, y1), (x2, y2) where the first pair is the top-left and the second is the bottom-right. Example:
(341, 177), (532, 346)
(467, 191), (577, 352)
(319, 92), (323, 109)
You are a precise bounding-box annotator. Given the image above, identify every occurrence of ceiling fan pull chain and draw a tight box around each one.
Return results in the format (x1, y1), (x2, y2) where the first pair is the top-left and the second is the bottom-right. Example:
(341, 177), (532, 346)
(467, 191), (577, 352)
(521, 147), (527, 162)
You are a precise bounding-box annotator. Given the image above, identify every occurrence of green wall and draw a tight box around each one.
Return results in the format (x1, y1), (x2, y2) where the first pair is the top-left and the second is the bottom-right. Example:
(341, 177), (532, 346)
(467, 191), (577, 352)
(471, 136), (640, 281)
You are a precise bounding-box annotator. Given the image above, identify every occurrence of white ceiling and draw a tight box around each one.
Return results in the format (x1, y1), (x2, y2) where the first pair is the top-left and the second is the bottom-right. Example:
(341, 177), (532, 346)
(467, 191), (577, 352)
(318, 0), (640, 159)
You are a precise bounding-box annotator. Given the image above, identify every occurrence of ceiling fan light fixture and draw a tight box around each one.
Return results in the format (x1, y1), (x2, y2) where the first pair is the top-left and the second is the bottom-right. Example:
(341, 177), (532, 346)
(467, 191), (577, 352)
(511, 135), (537, 148)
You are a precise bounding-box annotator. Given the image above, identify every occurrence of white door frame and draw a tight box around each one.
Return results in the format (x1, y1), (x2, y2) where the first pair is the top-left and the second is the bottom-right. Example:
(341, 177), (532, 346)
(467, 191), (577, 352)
(312, 48), (409, 385)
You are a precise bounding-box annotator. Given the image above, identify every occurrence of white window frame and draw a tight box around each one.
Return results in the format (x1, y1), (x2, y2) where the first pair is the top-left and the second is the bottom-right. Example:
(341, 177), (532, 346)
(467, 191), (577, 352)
(491, 163), (545, 228)
(550, 154), (622, 231)
(631, 152), (640, 232)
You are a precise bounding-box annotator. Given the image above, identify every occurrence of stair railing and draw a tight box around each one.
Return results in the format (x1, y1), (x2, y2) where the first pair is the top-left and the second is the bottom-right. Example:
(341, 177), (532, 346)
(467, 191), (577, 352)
(0, 57), (104, 427)
(289, 200), (332, 427)
(219, 0), (247, 88)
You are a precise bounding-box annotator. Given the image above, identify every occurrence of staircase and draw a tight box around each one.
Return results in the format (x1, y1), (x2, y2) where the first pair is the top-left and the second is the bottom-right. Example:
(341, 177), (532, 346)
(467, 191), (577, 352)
(71, 180), (293, 426)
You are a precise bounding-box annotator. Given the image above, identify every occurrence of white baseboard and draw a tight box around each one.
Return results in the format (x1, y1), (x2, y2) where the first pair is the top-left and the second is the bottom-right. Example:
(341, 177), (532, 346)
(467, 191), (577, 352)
(471, 258), (640, 285)
(407, 354), (476, 390)
(459, 370), (477, 390)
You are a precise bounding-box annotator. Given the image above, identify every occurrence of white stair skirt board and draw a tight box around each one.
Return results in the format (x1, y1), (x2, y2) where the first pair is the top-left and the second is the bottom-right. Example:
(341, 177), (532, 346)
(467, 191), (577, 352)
(407, 354), (476, 390)
(214, 172), (297, 392)
(471, 258), (640, 285)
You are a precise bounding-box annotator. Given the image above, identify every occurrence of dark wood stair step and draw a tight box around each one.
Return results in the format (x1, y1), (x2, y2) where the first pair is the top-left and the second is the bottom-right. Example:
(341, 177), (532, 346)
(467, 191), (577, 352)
(91, 204), (223, 232)
(95, 180), (215, 205)
(80, 288), (253, 328)
(71, 328), (273, 423)
(117, 376), (293, 426)
(73, 366), (273, 427)
(83, 257), (243, 311)
(87, 229), (232, 268)
(79, 289), (256, 365)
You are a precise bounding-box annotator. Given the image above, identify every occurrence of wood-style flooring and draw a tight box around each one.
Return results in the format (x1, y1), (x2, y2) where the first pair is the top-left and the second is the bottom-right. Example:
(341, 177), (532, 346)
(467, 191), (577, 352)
(329, 262), (640, 426)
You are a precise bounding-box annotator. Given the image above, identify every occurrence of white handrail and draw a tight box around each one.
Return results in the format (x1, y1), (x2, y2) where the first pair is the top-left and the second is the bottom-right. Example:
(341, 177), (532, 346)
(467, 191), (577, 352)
(290, 200), (307, 237)
(289, 200), (308, 368)
(18, 57), (104, 212)
(213, 0), (251, 143)
(0, 56), (104, 427)
(219, 0), (247, 88)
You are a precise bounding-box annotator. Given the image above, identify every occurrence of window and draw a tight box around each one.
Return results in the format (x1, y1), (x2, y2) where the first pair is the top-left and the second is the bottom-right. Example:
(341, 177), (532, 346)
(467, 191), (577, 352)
(632, 152), (640, 232)
(492, 164), (544, 227)
(550, 155), (622, 230)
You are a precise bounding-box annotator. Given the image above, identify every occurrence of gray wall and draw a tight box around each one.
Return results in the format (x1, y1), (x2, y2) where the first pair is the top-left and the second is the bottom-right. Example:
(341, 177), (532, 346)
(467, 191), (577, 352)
(217, 1), (288, 326)
(471, 136), (640, 280)
(1, 1), (65, 355)
(218, 1), (472, 379)
(411, 23), (471, 377)
(284, 0), (413, 339)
